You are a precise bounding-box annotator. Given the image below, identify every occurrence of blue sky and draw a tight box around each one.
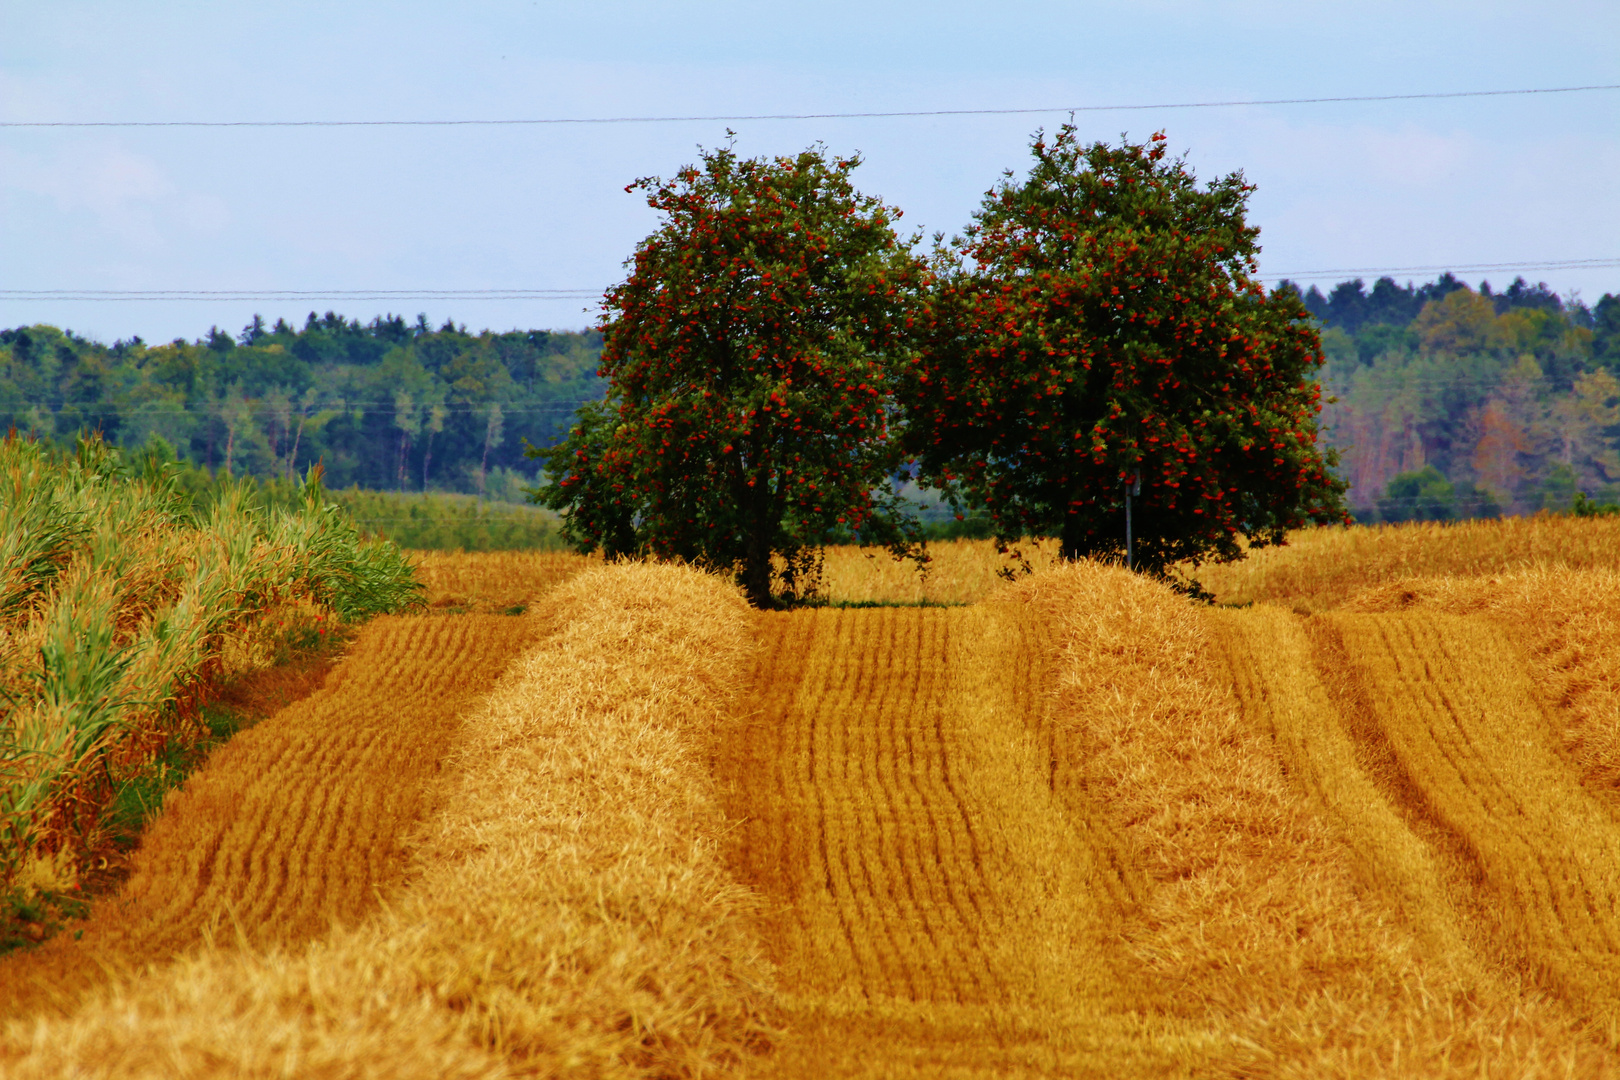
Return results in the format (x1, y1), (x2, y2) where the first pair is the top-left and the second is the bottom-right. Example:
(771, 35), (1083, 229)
(3, 1), (1617, 342)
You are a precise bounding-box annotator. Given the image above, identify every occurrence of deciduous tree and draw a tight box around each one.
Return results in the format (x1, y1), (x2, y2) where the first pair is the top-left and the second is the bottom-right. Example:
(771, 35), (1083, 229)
(533, 141), (925, 607)
(904, 127), (1345, 578)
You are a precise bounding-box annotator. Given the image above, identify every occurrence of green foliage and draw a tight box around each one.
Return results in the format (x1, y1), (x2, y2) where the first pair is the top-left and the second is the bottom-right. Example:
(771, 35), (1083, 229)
(1375, 466), (1502, 523)
(533, 140), (927, 607)
(1, 881), (88, 954)
(327, 488), (561, 552)
(1594, 294), (1620, 369)
(1572, 490), (1620, 517)
(0, 433), (423, 901)
(904, 127), (1346, 576)
(0, 317), (603, 496)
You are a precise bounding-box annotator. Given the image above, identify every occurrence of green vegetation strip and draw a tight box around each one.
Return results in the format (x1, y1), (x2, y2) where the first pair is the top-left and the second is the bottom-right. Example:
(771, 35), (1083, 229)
(0, 434), (423, 945)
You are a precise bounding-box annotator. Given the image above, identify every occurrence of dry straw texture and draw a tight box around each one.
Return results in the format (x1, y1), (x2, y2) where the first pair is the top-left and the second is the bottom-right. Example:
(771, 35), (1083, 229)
(0, 613), (539, 1021)
(1343, 568), (1620, 804)
(0, 562), (773, 1079)
(1194, 514), (1620, 608)
(1032, 565), (1612, 1077)
(1324, 608), (1620, 1033)
(716, 559), (1619, 1077)
(716, 598), (1178, 1077)
(407, 549), (596, 612)
(817, 537), (1062, 605)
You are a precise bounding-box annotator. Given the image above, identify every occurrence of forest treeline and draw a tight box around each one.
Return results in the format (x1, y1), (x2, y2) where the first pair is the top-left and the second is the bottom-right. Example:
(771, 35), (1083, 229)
(0, 313), (603, 497)
(4, 273), (1619, 522)
(1289, 275), (1620, 520)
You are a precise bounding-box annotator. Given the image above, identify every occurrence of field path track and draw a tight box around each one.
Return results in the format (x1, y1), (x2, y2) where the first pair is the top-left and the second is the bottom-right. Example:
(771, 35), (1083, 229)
(0, 613), (539, 1021)
(715, 604), (1177, 1078)
(1211, 606), (1478, 970)
(1216, 603), (1620, 1035)
(1327, 610), (1620, 1023)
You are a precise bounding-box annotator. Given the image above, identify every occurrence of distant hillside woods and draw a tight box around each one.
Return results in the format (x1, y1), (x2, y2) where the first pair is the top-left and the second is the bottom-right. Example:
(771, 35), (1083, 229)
(1283, 275), (1620, 521)
(5, 278), (1619, 522)
(0, 313), (604, 497)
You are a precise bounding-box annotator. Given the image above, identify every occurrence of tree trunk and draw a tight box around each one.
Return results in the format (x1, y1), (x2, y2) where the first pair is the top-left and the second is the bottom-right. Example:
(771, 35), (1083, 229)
(742, 467), (777, 608)
(397, 432), (410, 492)
(287, 416), (305, 480)
(743, 531), (773, 609)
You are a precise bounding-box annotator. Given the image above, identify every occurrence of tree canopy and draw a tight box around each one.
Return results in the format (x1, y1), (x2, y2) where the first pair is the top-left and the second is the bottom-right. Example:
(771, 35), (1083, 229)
(533, 141), (926, 607)
(903, 127), (1346, 578)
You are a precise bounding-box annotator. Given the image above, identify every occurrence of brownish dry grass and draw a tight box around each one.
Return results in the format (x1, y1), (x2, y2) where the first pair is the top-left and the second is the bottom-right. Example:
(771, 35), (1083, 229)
(0, 613), (540, 1021)
(1018, 563), (1612, 1077)
(406, 548), (596, 611)
(1323, 608), (1620, 1036)
(1194, 515), (1620, 609)
(716, 601), (1180, 1077)
(0, 562), (772, 1079)
(1343, 569), (1620, 806)
(817, 537), (1063, 605)
(711, 555), (1620, 1076)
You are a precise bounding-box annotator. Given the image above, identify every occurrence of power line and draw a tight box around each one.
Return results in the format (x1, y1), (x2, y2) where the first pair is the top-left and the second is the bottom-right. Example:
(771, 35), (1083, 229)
(1272, 258), (1620, 281)
(4, 83), (1618, 129)
(7, 257), (1617, 305)
(0, 289), (598, 302)
(23, 403), (602, 418)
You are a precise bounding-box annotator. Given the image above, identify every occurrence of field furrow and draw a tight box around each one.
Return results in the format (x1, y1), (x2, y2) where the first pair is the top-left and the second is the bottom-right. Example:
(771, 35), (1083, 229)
(1328, 610), (1620, 1022)
(1211, 606), (1476, 968)
(717, 602), (1164, 1077)
(0, 612), (539, 1019)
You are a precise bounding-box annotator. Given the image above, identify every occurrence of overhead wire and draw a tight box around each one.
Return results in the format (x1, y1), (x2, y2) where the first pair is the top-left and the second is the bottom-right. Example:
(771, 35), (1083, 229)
(0, 289), (599, 302)
(6, 257), (1618, 304)
(4, 83), (1618, 128)
(3, 83), (1613, 305)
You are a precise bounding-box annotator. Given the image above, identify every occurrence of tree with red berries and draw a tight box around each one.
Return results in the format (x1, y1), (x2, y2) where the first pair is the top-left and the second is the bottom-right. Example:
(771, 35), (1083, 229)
(903, 126), (1346, 580)
(532, 140), (926, 608)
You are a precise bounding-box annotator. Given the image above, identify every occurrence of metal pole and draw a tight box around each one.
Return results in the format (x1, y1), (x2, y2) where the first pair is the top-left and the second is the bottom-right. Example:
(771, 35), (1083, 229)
(1125, 489), (1132, 571)
(1125, 469), (1141, 571)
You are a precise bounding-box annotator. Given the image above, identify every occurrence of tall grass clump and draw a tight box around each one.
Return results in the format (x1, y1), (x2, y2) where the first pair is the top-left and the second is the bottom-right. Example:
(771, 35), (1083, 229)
(0, 433), (423, 907)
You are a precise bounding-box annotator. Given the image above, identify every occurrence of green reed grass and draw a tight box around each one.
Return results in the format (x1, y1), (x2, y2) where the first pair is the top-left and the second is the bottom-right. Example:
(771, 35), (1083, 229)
(0, 433), (423, 906)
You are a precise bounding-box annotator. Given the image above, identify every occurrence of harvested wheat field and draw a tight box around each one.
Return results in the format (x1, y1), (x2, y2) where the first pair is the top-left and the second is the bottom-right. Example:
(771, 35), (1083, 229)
(0, 611), (542, 1020)
(0, 560), (770, 1078)
(9, 526), (1620, 1077)
(718, 559), (1620, 1077)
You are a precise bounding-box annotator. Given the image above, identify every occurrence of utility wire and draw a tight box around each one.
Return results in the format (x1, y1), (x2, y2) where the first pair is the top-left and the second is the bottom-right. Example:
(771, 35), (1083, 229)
(0, 289), (598, 302)
(1271, 258), (1620, 281)
(7, 257), (1618, 304)
(4, 83), (1618, 129)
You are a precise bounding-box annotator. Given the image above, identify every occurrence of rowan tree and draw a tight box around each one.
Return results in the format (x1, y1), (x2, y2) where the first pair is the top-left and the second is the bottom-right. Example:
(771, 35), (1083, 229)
(903, 126), (1347, 579)
(532, 141), (926, 607)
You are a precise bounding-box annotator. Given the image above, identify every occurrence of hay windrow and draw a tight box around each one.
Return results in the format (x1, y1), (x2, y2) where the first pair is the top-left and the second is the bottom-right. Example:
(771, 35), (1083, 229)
(0, 561), (774, 1079)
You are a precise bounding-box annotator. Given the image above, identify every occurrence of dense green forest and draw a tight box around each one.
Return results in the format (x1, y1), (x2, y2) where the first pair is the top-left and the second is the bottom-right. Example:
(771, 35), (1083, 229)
(0, 313), (603, 496)
(5, 276), (1618, 525)
(1286, 276), (1620, 521)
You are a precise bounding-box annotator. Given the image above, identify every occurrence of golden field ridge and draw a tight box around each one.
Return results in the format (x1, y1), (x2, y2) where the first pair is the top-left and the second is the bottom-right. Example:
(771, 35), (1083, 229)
(6, 517), (1620, 1075)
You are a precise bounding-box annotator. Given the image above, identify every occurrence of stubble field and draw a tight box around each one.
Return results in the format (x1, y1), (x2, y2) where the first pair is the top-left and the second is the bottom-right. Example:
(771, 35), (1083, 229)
(5, 522), (1620, 1077)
